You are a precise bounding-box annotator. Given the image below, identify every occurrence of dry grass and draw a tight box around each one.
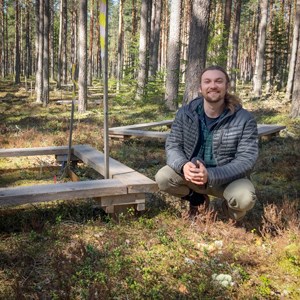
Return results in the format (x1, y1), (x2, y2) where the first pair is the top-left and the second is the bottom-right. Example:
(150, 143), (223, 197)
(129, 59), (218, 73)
(0, 79), (299, 299)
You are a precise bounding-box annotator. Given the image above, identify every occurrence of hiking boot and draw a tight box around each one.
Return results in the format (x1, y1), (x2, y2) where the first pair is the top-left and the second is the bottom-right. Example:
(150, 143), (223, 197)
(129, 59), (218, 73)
(184, 192), (209, 220)
(221, 199), (246, 223)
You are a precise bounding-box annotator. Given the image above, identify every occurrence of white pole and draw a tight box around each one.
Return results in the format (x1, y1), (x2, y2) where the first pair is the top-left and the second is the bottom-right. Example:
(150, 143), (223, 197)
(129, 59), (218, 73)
(101, 0), (109, 179)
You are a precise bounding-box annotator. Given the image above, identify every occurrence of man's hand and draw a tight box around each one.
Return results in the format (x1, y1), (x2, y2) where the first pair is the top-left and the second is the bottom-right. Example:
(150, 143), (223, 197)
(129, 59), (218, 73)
(183, 160), (208, 185)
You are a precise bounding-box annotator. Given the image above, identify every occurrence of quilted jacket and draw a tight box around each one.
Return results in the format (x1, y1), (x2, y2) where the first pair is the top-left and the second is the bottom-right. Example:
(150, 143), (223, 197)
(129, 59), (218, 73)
(165, 97), (259, 187)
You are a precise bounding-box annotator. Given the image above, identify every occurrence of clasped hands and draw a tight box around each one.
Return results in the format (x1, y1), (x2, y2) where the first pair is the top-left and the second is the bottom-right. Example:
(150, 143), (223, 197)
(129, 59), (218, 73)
(183, 160), (208, 186)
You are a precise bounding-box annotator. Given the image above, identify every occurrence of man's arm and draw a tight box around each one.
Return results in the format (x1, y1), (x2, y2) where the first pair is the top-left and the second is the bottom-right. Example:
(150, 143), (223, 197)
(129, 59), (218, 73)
(165, 110), (190, 174)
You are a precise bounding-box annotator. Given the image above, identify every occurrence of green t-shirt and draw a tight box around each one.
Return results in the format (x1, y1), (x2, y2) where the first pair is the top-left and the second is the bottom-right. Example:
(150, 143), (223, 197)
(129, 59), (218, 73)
(196, 105), (228, 167)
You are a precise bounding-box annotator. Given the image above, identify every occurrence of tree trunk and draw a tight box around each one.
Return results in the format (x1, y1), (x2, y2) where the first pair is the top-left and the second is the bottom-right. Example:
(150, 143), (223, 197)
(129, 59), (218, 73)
(88, 0), (94, 86)
(62, 0), (68, 84)
(130, 0), (137, 76)
(222, 0), (232, 69)
(57, 0), (63, 88)
(286, 0), (300, 100)
(165, 0), (182, 111)
(181, 0), (191, 84)
(135, 0), (150, 100)
(183, 0), (210, 104)
(43, 0), (50, 106)
(159, 0), (168, 73)
(116, 0), (124, 92)
(230, 0), (241, 91)
(96, 0), (101, 77)
(253, 0), (268, 97)
(25, 0), (32, 78)
(265, 0), (274, 94)
(36, 0), (44, 103)
(1, 0), (6, 77)
(15, 0), (20, 84)
(78, 0), (87, 113)
(149, 0), (162, 77)
(49, 0), (54, 80)
(71, 1), (77, 65)
(290, 34), (300, 117)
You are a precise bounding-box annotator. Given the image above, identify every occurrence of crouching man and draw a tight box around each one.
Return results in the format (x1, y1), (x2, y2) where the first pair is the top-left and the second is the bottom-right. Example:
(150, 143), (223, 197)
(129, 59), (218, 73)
(155, 66), (258, 221)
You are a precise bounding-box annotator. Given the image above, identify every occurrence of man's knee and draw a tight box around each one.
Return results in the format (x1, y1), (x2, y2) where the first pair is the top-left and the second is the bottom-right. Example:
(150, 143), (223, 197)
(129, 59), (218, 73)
(223, 178), (257, 211)
(155, 167), (170, 192)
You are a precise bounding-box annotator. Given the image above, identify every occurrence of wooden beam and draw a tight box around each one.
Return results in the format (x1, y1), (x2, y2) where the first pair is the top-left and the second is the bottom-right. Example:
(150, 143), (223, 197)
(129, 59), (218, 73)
(109, 119), (173, 131)
(99, 193), (145, 207)
(0, 179), (127, 207)
(108, 129), (168, 139)
(0, 146), (70, 157)
(257, 124), (286, 137)
(73, 145), (158, 193)
(109, 122), (286, 140)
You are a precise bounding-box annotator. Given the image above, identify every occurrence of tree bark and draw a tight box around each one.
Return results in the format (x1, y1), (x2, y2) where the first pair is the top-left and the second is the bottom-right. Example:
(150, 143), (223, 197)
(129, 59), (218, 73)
(62, 0), (68, 83)
(135, 0), (150, 100)
(71, 0), (77, 65)
(265, 0), (274, 94)
(36, 0), (44, 103)
(230, 0), (241, 91)
(15, 0), (20, 84)
(130, 0), (137, 76)
(286, 0), (300, 100)
(0, 0), (5, 77)
(49, 0), (54, 80)
(96, 0), (101, 77)
(149, 0), (162, 77)
(88, 0), (94, 86)
(165, 0), (181, 111)
(222, 0), (232, 69)
(116, 0), (124, 92)
(57, 0), (63, 88)
(290, 34), (300, 117)
(43, 0), (50, 106)
(183, 0), (210, 104)
(159, 0), (168, 73)
(25, 0), (32, 78)
(78, 0), (87, 113)
(253, 0), (268, 97)
(181, 0), (191, 84)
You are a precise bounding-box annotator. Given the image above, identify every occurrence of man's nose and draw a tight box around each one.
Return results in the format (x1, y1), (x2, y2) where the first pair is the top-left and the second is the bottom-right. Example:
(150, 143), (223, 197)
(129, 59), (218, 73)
(209, 81), (217, 89)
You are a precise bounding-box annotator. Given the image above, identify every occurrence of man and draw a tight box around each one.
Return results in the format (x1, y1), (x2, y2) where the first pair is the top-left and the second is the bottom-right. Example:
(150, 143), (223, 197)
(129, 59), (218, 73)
(155, 65), (258, 221)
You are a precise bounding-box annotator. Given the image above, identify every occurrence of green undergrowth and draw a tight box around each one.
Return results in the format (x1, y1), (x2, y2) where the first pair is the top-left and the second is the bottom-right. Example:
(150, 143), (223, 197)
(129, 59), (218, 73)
(0, 79), (299, 299)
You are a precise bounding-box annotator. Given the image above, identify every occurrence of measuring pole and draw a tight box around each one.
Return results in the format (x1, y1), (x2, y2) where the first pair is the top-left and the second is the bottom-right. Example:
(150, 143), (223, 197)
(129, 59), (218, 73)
(100, 0), (109, 179)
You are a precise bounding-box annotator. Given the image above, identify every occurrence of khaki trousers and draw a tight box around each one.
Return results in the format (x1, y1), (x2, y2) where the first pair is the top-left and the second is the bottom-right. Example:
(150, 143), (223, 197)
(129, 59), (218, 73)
(155, 165), (257, 221)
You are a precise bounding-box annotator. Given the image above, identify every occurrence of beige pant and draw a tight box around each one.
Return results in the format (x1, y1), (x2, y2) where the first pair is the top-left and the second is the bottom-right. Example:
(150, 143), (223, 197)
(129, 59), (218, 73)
(155, 165), (257, 221)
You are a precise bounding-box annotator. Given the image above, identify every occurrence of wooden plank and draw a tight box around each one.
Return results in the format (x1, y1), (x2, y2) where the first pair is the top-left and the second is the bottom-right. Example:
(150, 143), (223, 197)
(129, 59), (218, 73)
(0, 146), (70, 157)
(55, 154), (80, 162)
(109, 123), (286, 140)
(0, 179), (127, 207)
(55, 100), (101, 105)
(109, 119), (173, 131)
(99, 193), (145, 207)
(73, 145), (158, 193)
(257, 124), (286, 137)
(108, 129), (169, 139)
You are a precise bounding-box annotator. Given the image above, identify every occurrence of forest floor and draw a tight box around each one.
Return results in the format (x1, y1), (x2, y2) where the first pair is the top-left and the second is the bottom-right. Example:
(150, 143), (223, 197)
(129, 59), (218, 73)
(0, 77), (300, 299)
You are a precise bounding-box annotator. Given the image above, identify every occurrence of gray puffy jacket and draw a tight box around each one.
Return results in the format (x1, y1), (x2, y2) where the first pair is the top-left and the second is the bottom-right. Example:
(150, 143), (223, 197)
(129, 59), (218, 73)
(166, 97), (259, 187)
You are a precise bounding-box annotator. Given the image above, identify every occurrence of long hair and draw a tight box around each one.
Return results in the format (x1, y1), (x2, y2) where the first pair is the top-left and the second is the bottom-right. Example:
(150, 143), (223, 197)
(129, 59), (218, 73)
(200, 65), (242, 113)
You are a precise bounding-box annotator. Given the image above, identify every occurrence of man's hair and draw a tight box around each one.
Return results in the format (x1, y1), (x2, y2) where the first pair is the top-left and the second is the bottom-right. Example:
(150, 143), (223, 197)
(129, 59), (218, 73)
(200, 65), (242, 112)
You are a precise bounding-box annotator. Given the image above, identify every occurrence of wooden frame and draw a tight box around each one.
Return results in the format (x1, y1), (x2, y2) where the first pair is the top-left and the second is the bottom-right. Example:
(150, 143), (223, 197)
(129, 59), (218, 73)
(0, 145), (158, 213)
(109, 120), (286, 141)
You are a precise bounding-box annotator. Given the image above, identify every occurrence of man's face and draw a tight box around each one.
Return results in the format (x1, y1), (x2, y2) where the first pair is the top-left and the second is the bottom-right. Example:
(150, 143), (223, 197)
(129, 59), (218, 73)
(199, 70), (228, 104)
